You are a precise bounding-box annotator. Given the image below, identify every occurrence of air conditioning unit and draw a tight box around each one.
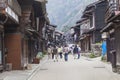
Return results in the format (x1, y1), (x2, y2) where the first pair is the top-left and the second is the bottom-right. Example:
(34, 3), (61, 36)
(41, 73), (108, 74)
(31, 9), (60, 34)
(6, 63), (12, 71)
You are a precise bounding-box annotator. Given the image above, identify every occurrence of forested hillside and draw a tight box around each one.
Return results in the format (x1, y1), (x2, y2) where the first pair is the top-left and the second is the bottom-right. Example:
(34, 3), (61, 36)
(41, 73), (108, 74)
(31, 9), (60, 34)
(47, 0), (98, 31)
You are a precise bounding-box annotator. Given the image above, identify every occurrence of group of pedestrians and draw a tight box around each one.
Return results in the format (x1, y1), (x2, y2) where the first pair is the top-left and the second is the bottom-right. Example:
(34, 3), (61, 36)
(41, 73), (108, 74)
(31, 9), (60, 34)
(47, 45), (63, 62)
(47, 44), (81, 62)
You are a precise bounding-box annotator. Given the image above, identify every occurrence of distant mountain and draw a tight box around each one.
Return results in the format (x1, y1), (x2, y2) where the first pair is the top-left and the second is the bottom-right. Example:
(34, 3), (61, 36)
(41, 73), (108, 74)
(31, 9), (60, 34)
(47, 0), (98, 31)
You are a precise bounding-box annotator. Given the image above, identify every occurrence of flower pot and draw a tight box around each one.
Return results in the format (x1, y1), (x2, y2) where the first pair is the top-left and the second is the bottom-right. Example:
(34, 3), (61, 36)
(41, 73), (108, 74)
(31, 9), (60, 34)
(33, 58), (40, 64)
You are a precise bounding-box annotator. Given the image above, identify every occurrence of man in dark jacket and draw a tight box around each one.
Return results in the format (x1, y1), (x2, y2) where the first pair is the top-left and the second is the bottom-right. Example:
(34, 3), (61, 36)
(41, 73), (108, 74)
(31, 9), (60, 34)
(73, 45), (78, 59)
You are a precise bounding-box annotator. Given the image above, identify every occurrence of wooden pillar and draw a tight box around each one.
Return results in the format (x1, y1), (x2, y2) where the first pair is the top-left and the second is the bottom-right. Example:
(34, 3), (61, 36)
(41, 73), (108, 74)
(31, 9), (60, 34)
(109, 31), (116, 70)
(19, 5), (33, 69)
(39, 18), (45, 52)
(111, 51), (116, 68)
(106, 38), (111, 62)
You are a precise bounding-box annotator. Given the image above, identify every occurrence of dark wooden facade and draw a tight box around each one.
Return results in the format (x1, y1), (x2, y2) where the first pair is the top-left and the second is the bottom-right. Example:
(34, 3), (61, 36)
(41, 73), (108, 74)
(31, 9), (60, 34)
(101, 0), (120, 72)
(77, 0), (107, 52)
(0, 0), (21, 71)
(55, 30), (63, 46)
(0, 25), (4, 72)
(0, 0), (48, 70)
(45, 24), (57, 46)
(73, 24), (80, 44)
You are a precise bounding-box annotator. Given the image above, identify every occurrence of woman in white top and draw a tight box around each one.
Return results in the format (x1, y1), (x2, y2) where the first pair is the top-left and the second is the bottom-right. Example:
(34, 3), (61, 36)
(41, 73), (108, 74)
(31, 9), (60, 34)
(63, 45), (69, 61)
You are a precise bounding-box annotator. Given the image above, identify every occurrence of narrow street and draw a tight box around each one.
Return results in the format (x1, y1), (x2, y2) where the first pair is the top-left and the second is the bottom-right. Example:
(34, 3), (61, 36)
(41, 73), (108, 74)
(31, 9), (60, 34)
(1, 0), (120, 80)
(30, 55), (120, 80)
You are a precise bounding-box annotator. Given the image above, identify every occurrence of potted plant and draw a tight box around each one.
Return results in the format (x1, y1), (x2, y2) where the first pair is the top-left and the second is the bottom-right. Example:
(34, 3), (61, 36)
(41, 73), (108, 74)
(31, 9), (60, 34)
(33, 52), (43, 64)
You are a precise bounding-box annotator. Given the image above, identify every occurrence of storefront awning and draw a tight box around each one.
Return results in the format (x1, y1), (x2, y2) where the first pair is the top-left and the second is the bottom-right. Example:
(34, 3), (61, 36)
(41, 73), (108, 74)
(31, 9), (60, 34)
(76, 18), (87, 24)
(71, 23), (81, 29)
(82, 28), (95, 35)
(100, 22), (114, 32)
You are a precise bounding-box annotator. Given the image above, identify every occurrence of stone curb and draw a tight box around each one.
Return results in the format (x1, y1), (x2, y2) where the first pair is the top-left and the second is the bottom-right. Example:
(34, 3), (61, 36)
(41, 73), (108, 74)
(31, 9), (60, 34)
(0, 56), (48, 80)
(26, 56), (48, 80)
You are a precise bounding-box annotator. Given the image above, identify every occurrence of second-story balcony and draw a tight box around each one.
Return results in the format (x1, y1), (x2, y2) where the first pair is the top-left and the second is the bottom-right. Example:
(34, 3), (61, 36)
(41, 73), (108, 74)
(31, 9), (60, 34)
(105, 2), (120, 23)
(0, 0), (21, 23)
(81, 29), (90, 35)
(80, 19), (91, 35)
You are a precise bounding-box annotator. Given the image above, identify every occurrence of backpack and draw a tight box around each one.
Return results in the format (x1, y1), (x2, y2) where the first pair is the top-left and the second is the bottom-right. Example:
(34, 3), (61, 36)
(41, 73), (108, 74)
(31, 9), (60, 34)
(73, 47), (78, 53)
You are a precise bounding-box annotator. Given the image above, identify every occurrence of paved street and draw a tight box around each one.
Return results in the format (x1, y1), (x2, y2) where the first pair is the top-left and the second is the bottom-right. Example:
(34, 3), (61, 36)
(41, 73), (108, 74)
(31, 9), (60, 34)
(30, 55), (120, 80)
(0, 58), (47, 80)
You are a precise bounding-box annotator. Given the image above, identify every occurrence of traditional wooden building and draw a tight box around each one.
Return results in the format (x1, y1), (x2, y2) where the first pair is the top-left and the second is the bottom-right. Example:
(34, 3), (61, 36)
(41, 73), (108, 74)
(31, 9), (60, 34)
(101, 0), (120, 72)
(77, 18), (91, 52)
(0, 1), (5, 71)
(33, 0), (49, 54)
(0, 0), (21, 71)
(55, 30), (63, 46)
(77, 0), (107, 52)
(0, 24), (4, 72)
(0, 0), (48, 70)
(71, 24), (80, 44)
(45, 24), (57, 46)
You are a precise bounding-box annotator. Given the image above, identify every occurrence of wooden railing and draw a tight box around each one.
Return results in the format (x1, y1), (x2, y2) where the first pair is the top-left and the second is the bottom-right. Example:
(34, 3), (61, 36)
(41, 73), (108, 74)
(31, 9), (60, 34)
(105, 2), (120, 23)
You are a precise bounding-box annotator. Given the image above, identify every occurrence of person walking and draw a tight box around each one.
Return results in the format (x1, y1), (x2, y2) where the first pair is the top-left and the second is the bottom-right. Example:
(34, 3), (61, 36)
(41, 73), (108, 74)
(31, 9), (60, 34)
(47, 46), (52, 60)
(63, 45), (69, 61)
(101, 39), (107, 60)
(73, 45), (78, 59)
(77, 45), (81, 59)
(52, 46), (58, 62)
(51, 46), (54, 59)
(58, 46), (63, 59)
